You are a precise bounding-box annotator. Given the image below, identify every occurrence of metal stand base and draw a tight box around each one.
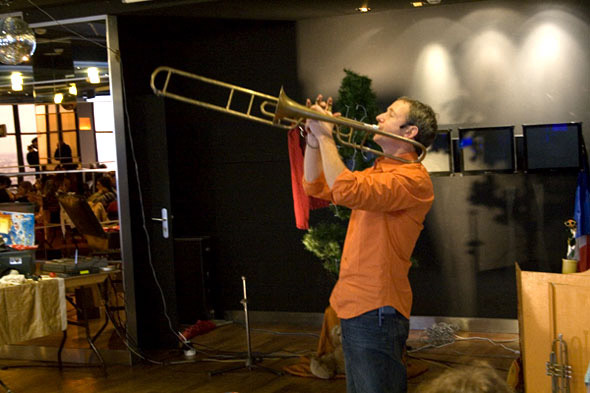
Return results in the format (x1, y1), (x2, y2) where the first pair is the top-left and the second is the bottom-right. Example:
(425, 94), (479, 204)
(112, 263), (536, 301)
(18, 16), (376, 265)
(0, 378), (12, 393)
(209, 276), (282, 377)
(209, 357), (283, 377)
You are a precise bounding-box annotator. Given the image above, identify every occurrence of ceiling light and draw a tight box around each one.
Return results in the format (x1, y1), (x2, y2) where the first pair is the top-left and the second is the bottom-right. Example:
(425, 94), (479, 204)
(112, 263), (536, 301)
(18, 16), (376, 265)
(412, 2), (424, 6)
(426, 0), (442, 3)
(54, 92), (63, 104)
(87, 67), (100, 84)
(10, 72), (23, 91)
(68, 83), (77, 96)
(356, 1), (371, 12)
(121, 0), (153, 3)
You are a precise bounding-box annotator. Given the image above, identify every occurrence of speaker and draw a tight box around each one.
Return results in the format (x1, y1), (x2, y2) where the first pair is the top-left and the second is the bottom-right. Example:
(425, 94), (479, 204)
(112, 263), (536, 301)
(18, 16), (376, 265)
(173, 237), (216, 324)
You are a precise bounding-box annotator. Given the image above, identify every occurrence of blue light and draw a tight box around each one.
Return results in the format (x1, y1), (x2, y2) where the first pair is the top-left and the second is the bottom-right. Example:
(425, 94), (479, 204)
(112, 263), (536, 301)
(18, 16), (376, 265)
(460, 137), (473, 149)
(551, 124), (568, 132)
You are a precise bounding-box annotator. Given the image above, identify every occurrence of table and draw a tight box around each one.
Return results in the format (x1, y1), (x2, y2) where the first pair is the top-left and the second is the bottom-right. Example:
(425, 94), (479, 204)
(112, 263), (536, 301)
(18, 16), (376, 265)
(58, 270), (122, 375)
(64, 271), (114, 290)
(0, 277), (67, 393)
(0, 278), (67, 346)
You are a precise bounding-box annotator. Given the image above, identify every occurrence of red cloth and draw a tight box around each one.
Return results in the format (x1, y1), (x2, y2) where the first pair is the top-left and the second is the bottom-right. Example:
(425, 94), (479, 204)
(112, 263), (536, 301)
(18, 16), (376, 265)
(182, 320), (216, 340)
(288, 127), (330, 229)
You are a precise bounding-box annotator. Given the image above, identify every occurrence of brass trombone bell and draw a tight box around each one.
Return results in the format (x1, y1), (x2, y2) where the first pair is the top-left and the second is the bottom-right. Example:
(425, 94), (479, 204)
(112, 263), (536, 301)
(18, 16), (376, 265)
(150, 66), (426, 163)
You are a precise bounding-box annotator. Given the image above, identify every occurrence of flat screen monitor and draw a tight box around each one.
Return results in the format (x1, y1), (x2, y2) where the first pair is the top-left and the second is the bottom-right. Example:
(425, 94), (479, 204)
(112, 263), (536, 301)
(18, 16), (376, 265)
(422, 130), (452, 174)
(523, 122), (582, 171)
(0, 203), (35, 247)
(458, 126), (515, 174)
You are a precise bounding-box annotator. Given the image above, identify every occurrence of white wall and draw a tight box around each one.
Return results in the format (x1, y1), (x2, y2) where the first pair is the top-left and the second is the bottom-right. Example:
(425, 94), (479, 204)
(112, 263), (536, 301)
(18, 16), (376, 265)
(297, 1), (589, 137)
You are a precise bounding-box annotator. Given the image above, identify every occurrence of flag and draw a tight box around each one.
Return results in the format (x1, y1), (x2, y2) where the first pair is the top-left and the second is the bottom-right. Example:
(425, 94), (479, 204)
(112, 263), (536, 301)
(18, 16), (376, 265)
(574, 148), (590, 272)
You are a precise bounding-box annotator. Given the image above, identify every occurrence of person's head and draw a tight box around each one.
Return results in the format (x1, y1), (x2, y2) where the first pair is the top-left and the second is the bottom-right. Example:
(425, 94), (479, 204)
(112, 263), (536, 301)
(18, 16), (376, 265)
(59, 177), (72, 193)
(17, 181), (32, 195)
(97, 176), (113, 192)
(375, 97), (437, 155)
(419, 365), (514, 393)
(0, 176), (11, 189)
(31, 137), (37, 147)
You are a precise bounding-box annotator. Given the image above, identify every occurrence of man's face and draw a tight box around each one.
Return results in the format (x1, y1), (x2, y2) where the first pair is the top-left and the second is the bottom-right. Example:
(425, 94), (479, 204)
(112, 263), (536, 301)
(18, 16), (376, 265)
(374, 100), (413, 150)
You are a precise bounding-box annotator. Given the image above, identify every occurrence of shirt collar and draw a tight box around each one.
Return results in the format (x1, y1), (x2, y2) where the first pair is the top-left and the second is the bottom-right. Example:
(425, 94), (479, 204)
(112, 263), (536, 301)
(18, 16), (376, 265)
(374, 152), (419, 168)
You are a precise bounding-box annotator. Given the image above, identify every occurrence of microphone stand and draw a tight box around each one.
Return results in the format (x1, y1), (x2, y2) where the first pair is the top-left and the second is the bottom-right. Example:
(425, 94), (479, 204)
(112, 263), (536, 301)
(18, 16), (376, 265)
(209, 276), (282, 376)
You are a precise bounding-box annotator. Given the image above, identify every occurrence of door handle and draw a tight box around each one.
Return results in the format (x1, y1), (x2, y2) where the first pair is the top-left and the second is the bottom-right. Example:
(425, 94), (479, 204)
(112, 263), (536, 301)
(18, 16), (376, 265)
(151, 208), (169, 239)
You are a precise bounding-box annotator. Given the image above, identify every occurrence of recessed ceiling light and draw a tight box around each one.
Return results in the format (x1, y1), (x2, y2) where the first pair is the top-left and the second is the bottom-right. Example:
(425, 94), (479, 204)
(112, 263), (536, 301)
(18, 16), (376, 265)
(11, 72), (23, 91)
(412, 2), (424, 7)
(356, 2), (371, 12)
(87, 67), (100, 84)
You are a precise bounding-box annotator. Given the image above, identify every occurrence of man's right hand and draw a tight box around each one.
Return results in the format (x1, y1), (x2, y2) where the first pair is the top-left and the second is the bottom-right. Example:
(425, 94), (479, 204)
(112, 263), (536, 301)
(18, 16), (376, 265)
(305, 95), (336, 140)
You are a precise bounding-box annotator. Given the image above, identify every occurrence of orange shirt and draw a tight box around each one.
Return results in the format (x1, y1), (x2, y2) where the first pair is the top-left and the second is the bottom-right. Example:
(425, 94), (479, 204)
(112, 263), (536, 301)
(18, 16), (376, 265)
(302, 152), (434, 320)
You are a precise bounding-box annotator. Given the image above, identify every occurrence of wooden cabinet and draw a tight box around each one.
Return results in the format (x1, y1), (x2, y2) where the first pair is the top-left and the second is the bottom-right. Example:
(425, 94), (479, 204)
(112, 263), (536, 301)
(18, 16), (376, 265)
(516, 264), (590, 392)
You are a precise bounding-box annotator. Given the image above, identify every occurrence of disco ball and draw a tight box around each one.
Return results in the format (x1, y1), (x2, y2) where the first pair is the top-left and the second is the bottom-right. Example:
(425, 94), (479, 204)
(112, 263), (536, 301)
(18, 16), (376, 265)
(0, 17), (36, 65)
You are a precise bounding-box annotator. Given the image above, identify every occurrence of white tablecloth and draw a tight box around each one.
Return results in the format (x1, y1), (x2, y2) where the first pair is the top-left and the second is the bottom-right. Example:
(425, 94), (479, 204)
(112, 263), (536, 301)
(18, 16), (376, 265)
(0, 277), (67, 345)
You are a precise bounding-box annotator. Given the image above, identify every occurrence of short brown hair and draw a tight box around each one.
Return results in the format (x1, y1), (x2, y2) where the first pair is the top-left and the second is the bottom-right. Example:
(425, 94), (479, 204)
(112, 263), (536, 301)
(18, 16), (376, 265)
(399, 97), (438, 152)
(419, 364), (514, 393)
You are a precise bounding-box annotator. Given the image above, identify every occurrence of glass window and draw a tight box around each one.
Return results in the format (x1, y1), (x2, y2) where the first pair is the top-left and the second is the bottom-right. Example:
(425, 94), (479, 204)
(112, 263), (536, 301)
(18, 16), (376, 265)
(91, 96), (116, 169)
(35, 105), (48, 165)
(19, 104), (38, 182)
(0, 106), (18, 181)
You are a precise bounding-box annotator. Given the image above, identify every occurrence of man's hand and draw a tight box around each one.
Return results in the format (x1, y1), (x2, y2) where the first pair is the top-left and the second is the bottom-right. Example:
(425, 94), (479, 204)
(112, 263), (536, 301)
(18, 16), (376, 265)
(305, 95), (337, 139)
(303, 94), (347, 188)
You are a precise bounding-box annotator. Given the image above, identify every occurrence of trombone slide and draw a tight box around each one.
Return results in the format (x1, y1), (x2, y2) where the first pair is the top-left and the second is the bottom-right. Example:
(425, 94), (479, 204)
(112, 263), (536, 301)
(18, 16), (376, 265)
(150, 66), (427, 163)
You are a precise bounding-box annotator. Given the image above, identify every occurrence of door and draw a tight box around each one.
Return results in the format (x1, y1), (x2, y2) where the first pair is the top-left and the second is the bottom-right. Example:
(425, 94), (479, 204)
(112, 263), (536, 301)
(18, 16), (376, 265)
(124, 95), (179, 349)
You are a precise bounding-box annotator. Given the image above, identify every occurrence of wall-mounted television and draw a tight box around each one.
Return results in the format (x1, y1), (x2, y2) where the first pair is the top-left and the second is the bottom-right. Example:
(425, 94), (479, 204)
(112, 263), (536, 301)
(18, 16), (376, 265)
(422, 130), (452, 174)
(458, 126), (515, 174)
(523, 122), (582, 172)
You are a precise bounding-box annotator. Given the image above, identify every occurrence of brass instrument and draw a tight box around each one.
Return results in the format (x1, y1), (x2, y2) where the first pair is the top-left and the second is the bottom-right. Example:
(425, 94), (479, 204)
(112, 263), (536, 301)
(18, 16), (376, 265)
(150, 66), (426, 163)
(546, 334), (571, 393)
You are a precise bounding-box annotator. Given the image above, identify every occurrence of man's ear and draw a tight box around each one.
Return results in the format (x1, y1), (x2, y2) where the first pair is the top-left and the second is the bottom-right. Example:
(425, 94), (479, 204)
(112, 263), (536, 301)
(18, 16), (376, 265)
(404, 125), (419, 139)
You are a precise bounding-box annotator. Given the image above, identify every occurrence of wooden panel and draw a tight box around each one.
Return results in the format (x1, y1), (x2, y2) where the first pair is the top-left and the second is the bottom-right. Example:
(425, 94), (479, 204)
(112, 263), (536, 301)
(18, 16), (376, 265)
(552, 283), (590, 392)
(516, 264), (590, 393)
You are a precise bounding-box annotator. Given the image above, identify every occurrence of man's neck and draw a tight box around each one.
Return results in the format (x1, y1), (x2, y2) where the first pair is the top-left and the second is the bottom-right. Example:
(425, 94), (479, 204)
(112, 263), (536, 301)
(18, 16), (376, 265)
(382, 144), (415, 158)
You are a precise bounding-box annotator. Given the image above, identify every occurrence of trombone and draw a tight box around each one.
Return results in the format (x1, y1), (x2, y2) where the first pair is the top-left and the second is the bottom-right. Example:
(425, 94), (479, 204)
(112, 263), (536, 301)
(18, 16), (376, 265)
(150, 66), (426, 163)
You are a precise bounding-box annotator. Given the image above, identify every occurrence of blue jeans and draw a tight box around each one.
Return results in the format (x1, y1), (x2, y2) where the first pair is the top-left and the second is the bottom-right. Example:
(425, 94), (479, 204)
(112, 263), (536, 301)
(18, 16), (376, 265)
(340, 308), (409, 393)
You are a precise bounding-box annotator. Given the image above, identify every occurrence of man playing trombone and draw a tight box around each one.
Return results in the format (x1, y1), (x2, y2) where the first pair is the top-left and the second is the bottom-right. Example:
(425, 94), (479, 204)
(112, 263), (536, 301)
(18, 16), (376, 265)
(303, 95), (437, 393)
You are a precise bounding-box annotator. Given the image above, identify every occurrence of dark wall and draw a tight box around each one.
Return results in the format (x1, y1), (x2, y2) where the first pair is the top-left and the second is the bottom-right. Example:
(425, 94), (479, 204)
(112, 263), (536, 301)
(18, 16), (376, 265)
(295, 0), (588, 320)
(411, 172), (578, 319)
(117, 16), (334, 324)
(118, 15), (580, 326)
